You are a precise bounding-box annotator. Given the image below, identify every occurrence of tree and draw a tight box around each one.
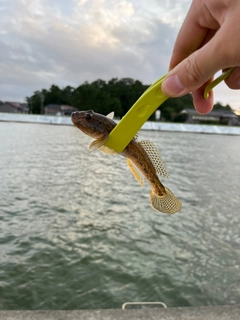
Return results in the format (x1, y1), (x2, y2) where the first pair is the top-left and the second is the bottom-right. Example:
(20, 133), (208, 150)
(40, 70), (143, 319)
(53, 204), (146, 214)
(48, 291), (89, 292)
(26, 91), (43, 114)
(26, 79), (233, 121)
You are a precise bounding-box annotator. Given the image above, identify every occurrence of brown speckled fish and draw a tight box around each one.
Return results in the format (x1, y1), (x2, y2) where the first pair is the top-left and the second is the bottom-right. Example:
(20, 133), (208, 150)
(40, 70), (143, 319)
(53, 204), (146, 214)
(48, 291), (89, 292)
(71, 110), (182, 214)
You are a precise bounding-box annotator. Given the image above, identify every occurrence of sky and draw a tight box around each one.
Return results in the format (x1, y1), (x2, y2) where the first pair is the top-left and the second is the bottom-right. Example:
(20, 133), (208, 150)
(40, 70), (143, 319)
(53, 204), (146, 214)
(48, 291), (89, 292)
(0, 0), (240, 110)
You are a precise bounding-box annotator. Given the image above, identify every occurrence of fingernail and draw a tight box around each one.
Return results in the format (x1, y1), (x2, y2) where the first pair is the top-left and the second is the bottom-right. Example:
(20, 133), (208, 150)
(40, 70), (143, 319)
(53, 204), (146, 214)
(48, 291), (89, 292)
(162, 74), (185, 96)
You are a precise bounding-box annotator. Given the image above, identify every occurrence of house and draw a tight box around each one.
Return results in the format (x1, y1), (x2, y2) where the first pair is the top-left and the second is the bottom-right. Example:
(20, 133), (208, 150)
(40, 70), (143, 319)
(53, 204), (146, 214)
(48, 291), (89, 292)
(0, 102), (29, 113)
(182, 108), (238, 125)
(21, 103), (29, 113)
(44, 104), (61, 115)
(60, 105), (78, 115)
(44, 104), (78, 116)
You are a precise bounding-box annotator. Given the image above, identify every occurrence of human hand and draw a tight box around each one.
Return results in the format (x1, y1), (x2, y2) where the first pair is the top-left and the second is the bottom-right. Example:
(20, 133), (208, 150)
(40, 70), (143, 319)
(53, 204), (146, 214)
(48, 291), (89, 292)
(161, 0), (240, 114)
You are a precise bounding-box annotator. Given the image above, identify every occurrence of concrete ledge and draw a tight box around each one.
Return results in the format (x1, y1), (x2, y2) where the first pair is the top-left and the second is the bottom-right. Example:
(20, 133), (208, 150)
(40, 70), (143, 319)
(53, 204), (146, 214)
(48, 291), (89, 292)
(0, 305), (240, 320)
(1, 112), (240, 135)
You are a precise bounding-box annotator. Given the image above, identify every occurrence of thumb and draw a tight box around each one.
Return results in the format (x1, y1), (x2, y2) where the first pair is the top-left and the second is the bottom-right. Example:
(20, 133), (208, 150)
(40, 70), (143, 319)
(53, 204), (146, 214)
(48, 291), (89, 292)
(162, 41), (224, 97)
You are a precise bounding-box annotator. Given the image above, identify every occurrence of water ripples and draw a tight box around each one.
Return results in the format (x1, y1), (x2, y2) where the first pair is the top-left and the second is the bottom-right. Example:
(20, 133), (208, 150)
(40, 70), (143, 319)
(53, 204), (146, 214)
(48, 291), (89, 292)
(1, 122), (240, 309)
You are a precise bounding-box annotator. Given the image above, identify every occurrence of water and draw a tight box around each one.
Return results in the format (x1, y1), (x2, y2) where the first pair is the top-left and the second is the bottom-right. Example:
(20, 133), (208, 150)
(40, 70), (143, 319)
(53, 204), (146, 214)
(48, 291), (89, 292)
(1, 122), (240, 310)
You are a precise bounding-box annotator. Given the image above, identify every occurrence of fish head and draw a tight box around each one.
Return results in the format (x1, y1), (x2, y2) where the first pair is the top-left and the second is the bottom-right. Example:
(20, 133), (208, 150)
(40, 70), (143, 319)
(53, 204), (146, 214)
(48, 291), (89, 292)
(71, 110), (114, 139)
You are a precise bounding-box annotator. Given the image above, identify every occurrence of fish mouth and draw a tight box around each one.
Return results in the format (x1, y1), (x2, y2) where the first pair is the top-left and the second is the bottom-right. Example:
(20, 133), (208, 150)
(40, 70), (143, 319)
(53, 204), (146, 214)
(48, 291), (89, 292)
(71, 111), (79, 125)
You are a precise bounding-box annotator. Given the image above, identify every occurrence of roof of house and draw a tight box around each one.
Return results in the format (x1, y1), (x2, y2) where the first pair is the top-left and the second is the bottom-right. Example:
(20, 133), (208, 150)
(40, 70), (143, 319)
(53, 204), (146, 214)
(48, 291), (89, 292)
(4, 102), (23, 109)
(44, 104), (61, 110)
(44, 104), (77, 110)
(60, 105), (77, 111)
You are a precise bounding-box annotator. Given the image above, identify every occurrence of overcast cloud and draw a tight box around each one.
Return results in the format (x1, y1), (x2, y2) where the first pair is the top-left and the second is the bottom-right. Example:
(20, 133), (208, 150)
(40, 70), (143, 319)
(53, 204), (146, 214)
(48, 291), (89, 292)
(0, 0), (239, 109)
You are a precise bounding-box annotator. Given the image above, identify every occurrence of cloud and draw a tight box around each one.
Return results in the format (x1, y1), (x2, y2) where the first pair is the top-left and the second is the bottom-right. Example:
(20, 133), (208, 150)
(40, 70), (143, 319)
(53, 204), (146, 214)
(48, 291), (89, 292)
(1, 0), (238, 110)
(0, 0), (185, 102)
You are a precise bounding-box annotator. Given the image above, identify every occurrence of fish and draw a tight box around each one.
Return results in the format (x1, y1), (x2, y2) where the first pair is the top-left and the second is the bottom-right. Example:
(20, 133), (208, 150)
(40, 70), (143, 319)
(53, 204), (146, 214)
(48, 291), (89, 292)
(71, 110), (182, 214)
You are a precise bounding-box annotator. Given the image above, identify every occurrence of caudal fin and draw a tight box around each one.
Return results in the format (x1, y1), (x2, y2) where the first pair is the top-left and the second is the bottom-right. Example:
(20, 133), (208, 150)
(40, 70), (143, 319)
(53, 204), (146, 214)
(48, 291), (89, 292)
(150, 187), (182, 214)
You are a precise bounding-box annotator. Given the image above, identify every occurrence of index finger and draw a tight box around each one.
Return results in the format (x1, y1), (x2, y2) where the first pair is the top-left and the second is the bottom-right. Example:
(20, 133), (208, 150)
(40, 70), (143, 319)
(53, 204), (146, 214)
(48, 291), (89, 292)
(169, 1), (219, 69)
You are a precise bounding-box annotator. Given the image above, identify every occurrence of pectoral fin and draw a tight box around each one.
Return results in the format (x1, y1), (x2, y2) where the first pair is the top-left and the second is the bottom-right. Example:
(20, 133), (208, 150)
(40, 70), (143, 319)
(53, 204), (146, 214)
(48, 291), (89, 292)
(126, 159), (144, 186)
(89, 136), (109, 153)
(99, 145), (118, 155)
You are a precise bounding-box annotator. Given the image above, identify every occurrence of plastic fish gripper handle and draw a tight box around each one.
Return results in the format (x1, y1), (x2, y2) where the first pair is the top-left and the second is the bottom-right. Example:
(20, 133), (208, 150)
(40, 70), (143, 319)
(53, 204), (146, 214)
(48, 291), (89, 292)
(204, 67), (236, 98)
(104, 75), (169, 153)
(105, 67), (236, 153)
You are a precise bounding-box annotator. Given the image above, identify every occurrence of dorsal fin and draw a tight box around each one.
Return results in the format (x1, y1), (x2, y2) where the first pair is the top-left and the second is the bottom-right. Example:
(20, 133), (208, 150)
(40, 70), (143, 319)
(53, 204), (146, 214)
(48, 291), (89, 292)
(126, 159), (144, 186)
(139, 140), (169, 178)
(106, 112), (114, 119)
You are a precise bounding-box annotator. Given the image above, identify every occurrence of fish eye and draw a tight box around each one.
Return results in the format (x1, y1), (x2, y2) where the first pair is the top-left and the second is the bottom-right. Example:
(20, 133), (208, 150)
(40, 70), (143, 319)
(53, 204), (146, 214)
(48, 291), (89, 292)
(85, 113), (92, 121)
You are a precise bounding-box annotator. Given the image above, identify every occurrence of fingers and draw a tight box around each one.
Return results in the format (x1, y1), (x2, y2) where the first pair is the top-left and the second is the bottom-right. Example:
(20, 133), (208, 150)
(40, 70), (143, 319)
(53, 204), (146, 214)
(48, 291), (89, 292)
(169, 1), (219, 70)
(169, 18), (208, 69)
(191, 68), (240, 113)
(161, 0), (240, 115)
(161, 39), (221, 97)
(191, 80), (214, 114)
(161, 17), (238, 96)
(224, 67), (240, 89)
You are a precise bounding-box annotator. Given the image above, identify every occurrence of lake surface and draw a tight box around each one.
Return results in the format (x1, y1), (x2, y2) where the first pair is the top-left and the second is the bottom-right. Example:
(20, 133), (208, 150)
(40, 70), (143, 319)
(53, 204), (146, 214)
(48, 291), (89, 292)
(1, 121), (240, 310)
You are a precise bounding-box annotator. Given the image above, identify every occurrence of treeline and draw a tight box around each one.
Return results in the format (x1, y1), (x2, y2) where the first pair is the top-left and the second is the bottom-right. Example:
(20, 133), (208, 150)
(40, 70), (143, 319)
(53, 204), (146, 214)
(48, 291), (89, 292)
(26, 78), (232, 121)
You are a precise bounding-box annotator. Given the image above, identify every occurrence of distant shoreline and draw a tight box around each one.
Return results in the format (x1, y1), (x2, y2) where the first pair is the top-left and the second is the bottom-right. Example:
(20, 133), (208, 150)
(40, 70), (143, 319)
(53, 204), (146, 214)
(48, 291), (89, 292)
(1, 112), (240, 136)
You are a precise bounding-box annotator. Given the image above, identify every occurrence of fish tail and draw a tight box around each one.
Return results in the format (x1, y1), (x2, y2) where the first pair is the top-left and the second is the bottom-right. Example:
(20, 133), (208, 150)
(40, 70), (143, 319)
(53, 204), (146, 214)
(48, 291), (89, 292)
(150, 187), (182, 214)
